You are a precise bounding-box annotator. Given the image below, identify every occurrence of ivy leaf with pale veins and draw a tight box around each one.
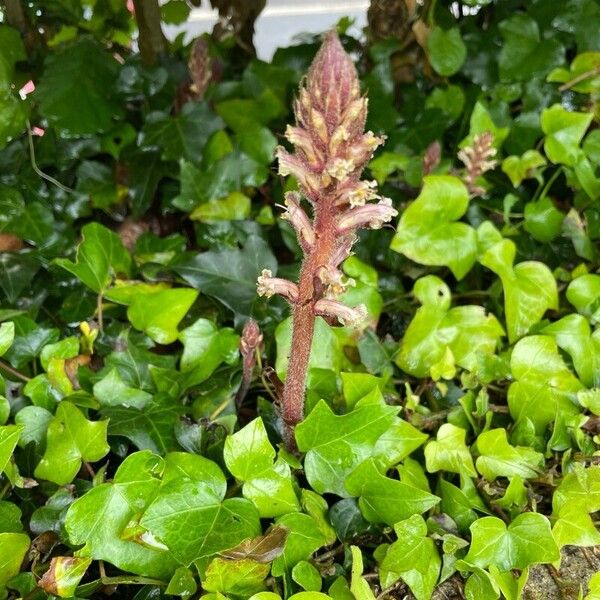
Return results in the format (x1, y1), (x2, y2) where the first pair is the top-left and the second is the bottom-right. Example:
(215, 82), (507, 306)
(391, 176), (477, 280)
(295, 391), (398, 496)
(34, 402), (109, 486)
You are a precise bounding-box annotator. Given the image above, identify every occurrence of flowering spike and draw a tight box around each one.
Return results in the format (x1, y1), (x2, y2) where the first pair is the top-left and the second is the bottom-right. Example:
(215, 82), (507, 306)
(258, 31), (397, 449)
(458, 132), (497, 197)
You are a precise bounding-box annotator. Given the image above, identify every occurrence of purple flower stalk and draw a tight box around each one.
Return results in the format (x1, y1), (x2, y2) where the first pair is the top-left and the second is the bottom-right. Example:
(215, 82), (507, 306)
(257, 31), (397, 448)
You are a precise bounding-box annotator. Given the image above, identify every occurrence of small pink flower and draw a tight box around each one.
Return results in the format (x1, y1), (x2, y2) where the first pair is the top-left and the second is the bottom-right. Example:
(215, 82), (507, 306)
(257, 269), (298, 303)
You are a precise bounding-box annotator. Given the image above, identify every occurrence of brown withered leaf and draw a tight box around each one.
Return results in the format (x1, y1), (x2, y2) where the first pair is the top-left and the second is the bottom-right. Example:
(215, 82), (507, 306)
(220, 525), (289, 563)
(0, 233), (24, 252)
(39, 556), (92, 597)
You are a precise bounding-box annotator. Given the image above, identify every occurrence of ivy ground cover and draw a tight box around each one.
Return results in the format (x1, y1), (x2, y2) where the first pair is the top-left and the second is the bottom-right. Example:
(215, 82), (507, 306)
(1, 0), (600, 599)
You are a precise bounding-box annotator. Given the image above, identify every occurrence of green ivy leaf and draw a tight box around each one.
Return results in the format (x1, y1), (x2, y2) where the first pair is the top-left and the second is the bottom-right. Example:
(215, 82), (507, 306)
(179, 319), (239, 388)
(55, 222), (131, 294)
(173, 235), (277, 317)
(461, 102), (509, 150)
(140, 457), (261, 572)
(295, 392), (398, 496)
(141, 102), (224, 163)
(101, 393), (185, 454)
(127, 288), (198, 345)
(65, 451), (178, 579)
(396, 275), (503, 377)
(380, 515), (441, 600)
(391, 176), (477, 280)
(498, 14), (564, 81)
(552, 503), (600, 548)
(425, 423), (476, 477)
(479, 239), (557, 342)
(34, 401), (109, 485)
(474, 429), (544, 480)
(427, 27), (466, 76)
(0, 532), (30, 588)
(0, 321), (14, 356)
(542, 314), (600, 387)
(35, 38), (123, 135)
(0, 424), (22, 475)
(541, 104), (593, 166)
(508, 335), (583, 435)
(464, 513), (559, 571)
(93, 368), (152, 409)
(502, 150), (547, 187)
(292, 561), (322, 592)
(552, 465), (600, 515)
(224, 418), (300, 517)
(566, 274), (600, 323)
(344, 459), (440, 526)
(523, 196), (564, 242)
(349, 546), (376, 600)
(203, 557), (270, 598)
(271, 513), (326, 576)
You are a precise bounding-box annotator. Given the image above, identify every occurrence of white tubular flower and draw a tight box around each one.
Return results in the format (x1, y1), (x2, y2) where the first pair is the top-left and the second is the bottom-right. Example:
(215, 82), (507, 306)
(337, 198), (398, 232)
(281, 192), (315, 250)
(317, 264), (355, 298)
(314, 299), (368, 328)
(326, 157), (355, 181)
(257, 269), (299, 303)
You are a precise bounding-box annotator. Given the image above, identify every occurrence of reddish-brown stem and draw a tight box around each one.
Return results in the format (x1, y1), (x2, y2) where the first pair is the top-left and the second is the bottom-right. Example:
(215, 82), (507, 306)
(281, 202), (336, 448)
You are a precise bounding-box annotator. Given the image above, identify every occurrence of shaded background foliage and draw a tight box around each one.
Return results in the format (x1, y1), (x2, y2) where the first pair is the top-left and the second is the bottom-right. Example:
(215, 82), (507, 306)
(1, 0), (600, 599)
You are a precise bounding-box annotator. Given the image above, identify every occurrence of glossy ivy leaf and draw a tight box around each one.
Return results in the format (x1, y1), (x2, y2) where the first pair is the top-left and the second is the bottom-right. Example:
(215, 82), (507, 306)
(523, 196), (564, 243)
(38, 556), (92, 598)
(224, 418), (300, 517)
(141, 102), (224, 163)
(34, 401), (109, 485)
(0, 532), (29, 589)
(542, 314), (600, 388)
(349, 546), (376, 600)
(139, 457), (261, 572)
(14, 406), (53, 447)
(425, 423), (477, 478)
(127, 288), (198, 345)
(396, 275), (503, 377)
(566, 274), (600, 323)
(0, 424), (22, 475)
(301, 490), (336, 545)
(502, 150), (546, 187)
(541, 104), (593, 166)
(438, 479), (480, 533)
(479, 239), (557, 342)
(391, 176), (477, 280)
(292, 561), (322, 592)
(166, 566), (197, 598)
(344, 459), (439, 526)
(295, 391), (398, 496)
(202, 557), (270, 598)
(508, 335), (583, 435)
(35, 38), (123, 135)
(372, 418), (428, 469)
(464, 513), (559, 571)
(179, 319), (239, 388)
(101, 393), (185, 454)
(498, 14), (564, 82)
(552, 503), (600, 548)
(65, 451), (178, 579)
(548, 52), (600, 94)
(474, 429), (544, 481)
(190, 192), (251, 222)
(552, 465), (600, 515)
(0, 501), (22, 533)
(173, 235), (277, 317)
(0, 321), (14, 356)
(427, 27), (466, 77)
(271, 513), (327, 577)
(93, 368), (152, 409)
(380, 515), (440, 600)
(55, 222), (131, 294)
